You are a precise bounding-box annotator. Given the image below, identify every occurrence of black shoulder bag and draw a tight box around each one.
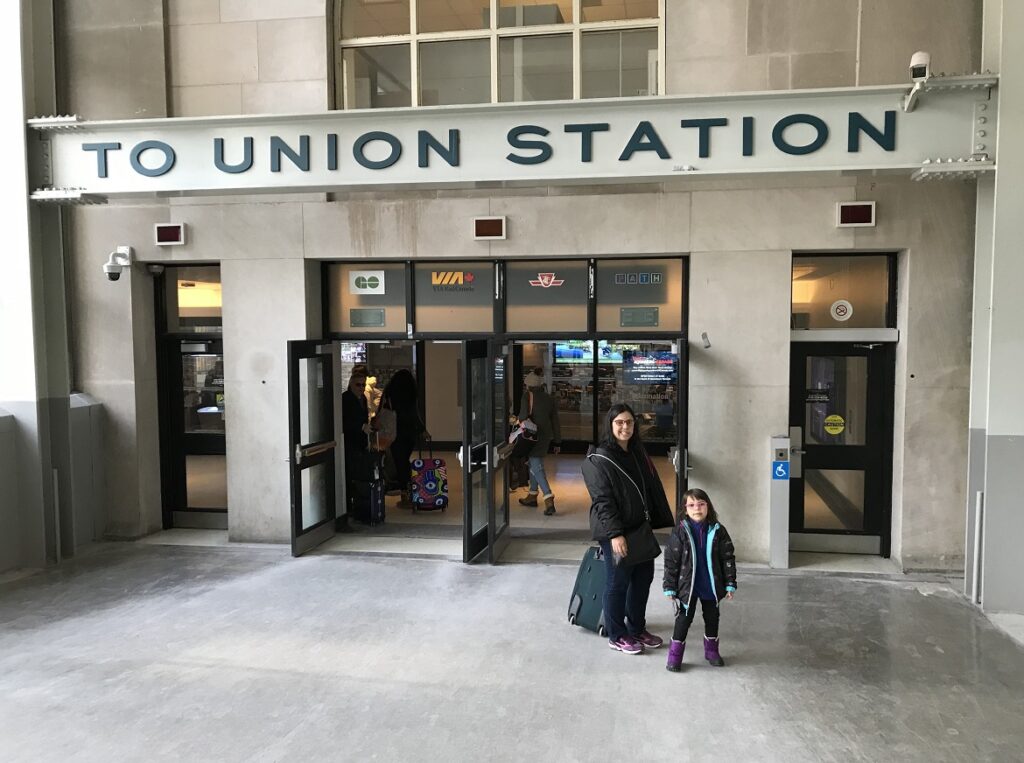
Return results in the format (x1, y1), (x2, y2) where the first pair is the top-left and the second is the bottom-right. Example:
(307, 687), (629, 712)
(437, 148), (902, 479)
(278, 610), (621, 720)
(587, 452), (662, 565)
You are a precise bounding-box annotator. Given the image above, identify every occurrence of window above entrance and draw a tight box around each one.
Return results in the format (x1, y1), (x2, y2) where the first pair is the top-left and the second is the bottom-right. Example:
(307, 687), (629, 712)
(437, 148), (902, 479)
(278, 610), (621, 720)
(334, 0), (662, 108)
(791, 255), (893, 330)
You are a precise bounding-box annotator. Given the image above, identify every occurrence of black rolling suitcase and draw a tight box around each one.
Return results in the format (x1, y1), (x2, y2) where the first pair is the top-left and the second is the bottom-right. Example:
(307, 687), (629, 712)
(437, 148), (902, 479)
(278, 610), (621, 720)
(349, 449), (386, 526)
(349, 479), (385, 526)
(567, 546), (607, 636)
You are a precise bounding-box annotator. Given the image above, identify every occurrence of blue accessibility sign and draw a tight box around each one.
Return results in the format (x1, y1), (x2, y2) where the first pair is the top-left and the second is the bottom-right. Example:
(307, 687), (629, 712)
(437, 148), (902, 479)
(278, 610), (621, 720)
(772, 461), (790, 480)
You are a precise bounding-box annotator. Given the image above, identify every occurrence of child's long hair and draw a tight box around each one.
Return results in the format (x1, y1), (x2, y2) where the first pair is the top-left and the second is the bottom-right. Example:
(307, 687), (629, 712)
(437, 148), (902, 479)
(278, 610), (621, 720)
(682, 488), (720, 526)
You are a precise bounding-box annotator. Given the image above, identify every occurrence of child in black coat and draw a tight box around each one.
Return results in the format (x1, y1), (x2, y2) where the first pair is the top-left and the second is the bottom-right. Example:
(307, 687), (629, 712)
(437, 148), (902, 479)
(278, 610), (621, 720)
(662, 488), (738, 671)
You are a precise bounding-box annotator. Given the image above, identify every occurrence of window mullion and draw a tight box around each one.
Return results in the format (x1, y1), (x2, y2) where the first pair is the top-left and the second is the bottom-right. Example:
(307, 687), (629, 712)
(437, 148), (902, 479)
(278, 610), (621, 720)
(410, 0), (419, 106)
(658, 0), (666, 96)
(573, 0), (582, 98)
(490, 0), (499, 102)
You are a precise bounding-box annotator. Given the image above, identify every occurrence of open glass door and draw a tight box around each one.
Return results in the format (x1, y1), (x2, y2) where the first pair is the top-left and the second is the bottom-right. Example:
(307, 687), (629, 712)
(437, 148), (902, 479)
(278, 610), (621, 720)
(462, 339), (510, 563)
(489, 340), (511, 562)
(288, 340), (341, 556)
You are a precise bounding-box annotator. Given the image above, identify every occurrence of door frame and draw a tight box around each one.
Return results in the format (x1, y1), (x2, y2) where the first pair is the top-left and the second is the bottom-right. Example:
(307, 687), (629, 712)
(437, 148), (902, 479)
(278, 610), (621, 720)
(788, 341), (895, 556)
(288, 339), (342, 556)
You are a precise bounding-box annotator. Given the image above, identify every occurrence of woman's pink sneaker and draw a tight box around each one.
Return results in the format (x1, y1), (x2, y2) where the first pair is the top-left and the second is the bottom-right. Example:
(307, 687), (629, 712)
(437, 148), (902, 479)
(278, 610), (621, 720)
(608, 636), (644, 654)
(633, 630), (664, 649)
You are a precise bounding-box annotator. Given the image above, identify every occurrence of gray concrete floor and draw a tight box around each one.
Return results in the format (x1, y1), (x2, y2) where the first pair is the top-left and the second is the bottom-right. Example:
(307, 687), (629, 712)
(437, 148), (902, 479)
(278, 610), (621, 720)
(1, 545), (1023, 762)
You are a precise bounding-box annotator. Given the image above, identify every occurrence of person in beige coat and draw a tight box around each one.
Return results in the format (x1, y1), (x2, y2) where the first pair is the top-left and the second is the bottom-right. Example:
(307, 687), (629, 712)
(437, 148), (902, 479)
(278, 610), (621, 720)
(517, 368), (562, 515)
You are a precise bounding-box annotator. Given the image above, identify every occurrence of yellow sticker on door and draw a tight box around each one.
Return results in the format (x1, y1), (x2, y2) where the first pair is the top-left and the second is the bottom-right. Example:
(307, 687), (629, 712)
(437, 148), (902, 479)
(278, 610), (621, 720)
(824, 414), (846, 435)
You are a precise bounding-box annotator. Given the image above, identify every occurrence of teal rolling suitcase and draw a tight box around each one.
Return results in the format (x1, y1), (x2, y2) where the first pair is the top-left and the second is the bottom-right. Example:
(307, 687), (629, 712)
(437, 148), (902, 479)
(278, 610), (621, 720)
(567, 546), (607, 636)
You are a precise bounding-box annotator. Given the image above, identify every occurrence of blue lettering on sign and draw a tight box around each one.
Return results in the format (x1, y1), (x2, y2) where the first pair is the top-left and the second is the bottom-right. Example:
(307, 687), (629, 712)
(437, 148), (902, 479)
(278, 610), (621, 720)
(507, 125), (553, 165)
(82, 142), (121, 178)
(619, 120), (670, 161)
(270, 135), (310, 172)
(848, 110), (896, 152)
(353, 131), (402, 170)
(130, 140), (176, 177)
(772, 114), (829, 155)
(76, 109), (900, 180)
(680, 117), (728, 159)
(773, 461), (789, 480)
(565, 123), (610, 163)
(418, 129), (460, 168)
(214, 137), (253, 174)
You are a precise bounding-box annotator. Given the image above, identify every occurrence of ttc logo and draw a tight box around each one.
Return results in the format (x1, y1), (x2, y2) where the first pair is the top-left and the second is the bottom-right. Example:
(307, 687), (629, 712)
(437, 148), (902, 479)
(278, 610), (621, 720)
(528, 272), (564, 288)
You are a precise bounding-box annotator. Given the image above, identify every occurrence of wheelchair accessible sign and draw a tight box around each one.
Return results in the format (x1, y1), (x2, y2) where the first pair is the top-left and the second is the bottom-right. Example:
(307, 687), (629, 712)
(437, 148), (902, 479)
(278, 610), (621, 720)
(773, 461), (790, 480)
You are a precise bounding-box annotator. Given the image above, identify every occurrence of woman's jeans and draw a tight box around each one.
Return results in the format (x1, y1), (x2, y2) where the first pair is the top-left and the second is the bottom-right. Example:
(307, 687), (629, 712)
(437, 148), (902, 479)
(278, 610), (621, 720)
(598, 540), (655, 641)
(528, 456), (553, 496)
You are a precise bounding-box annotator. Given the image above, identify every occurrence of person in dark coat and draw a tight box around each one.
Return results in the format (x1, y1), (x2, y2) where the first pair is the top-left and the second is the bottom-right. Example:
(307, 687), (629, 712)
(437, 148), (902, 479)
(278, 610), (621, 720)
(381, 369), (426, 507)
(662, 488), (737, 671)
(582, 402), (674, 655)
(518, 368), (562, 515)
(342, 368), (372, 483)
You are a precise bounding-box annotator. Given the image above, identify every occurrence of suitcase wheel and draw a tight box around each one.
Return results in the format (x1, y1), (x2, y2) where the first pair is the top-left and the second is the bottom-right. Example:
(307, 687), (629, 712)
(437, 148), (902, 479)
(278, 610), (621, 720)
(568, 613), (576, 626)
(598, 625), (606, 637)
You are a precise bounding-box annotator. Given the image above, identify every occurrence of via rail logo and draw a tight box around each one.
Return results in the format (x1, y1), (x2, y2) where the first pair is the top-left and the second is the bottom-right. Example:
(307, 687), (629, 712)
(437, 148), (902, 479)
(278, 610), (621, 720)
(528, 272), (565, 288)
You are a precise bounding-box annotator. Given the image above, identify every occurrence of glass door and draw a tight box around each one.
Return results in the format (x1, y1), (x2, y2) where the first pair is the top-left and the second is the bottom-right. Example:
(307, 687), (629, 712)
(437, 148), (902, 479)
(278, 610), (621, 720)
(789, 343), (895, 556)
(288, 340), (341, 556)
(489, 341), (511, 562)
(462, 340), (509, 563)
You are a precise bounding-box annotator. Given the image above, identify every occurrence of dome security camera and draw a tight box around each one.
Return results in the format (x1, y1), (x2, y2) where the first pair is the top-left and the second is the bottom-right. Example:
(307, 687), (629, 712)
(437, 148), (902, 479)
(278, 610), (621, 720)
(103, 246), (133, 282)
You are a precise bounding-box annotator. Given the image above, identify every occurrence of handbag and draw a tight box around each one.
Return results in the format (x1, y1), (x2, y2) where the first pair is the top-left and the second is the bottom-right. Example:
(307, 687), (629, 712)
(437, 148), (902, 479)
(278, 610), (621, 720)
(509, 390), (538, 459)
(372, 403), (397, 450)
(587, 451), (663, 565)
(621, 521), (662, 566)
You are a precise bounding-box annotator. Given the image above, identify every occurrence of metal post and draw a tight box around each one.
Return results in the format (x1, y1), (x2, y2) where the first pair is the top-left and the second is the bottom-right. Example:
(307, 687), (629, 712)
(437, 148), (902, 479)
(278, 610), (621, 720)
(769, 434), (791, 569)
(972, 491), (984, 605)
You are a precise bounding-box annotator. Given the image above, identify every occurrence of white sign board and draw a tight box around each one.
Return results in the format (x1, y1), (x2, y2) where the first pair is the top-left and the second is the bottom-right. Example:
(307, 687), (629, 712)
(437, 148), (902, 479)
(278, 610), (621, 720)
(33, 82), (995, 199)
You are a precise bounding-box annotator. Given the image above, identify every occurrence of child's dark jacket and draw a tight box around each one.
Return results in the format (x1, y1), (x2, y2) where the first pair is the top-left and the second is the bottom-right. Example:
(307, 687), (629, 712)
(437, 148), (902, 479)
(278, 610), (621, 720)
(662, 519), (738, 604)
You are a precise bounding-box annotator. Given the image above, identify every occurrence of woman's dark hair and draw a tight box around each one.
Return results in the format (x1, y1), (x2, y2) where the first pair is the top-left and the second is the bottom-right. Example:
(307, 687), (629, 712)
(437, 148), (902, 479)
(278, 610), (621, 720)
(682, 488), (720, 525)
(383, 369), (418, 408)
(600, 403), (646, 455)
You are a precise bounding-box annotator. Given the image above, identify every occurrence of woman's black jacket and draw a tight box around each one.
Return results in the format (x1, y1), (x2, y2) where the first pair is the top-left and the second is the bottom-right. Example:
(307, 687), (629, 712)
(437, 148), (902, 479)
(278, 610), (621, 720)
(582, 444), (674, 541)
(662, 520), (738, 604)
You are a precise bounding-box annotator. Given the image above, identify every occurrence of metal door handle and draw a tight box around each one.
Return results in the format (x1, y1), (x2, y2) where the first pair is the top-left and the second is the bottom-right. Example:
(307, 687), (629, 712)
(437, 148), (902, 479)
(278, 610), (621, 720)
(791, 448), (806, 455)
(295, 440), (337, 465)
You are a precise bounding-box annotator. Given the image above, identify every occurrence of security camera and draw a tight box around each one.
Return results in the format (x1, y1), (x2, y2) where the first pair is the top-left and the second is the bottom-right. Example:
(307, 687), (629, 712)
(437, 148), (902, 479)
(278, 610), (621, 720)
(103, 245), (133, 282)
(910, 51), (931, 82)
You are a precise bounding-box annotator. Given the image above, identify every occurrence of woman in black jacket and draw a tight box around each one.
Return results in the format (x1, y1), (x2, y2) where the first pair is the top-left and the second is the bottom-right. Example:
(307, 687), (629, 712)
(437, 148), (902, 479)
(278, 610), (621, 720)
(582, 403), (674, 655)
(381, 369), (427, 506)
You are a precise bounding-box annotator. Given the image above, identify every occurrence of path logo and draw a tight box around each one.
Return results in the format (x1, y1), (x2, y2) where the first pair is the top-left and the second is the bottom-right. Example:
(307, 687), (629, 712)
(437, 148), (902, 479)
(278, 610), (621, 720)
(349, 270), (385, 295)
(614, 272), (663, 286)
(528, 272), (565, 288)
(431, 271), (475, 286)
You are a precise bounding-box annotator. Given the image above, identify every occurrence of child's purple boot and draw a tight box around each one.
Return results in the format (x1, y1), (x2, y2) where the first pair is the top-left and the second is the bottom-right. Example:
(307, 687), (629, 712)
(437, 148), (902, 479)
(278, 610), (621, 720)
(666, 639), (685, 672)
(704, 636), (725, 667)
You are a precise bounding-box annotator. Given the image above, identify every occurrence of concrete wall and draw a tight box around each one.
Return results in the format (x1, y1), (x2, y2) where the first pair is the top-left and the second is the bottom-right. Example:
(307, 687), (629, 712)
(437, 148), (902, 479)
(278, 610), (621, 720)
(221, 258), (319, 543)
(666, 0), (983, 94)
(852, 179), (977, 571)
(0, 412), (18, 570)
(55, 0), (167, 119)
(167, 0), (328, 116)
(66, 205), (167, 539)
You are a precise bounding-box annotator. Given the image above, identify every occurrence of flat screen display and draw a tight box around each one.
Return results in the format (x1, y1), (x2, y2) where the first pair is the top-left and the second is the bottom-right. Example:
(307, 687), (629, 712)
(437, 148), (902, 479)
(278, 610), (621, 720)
(623, 351), (677, 385)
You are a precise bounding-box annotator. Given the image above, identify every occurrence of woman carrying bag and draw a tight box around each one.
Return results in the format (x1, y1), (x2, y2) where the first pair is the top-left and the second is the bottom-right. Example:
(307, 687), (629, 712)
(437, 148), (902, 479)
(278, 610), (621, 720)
(582, 403), (675, 655)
